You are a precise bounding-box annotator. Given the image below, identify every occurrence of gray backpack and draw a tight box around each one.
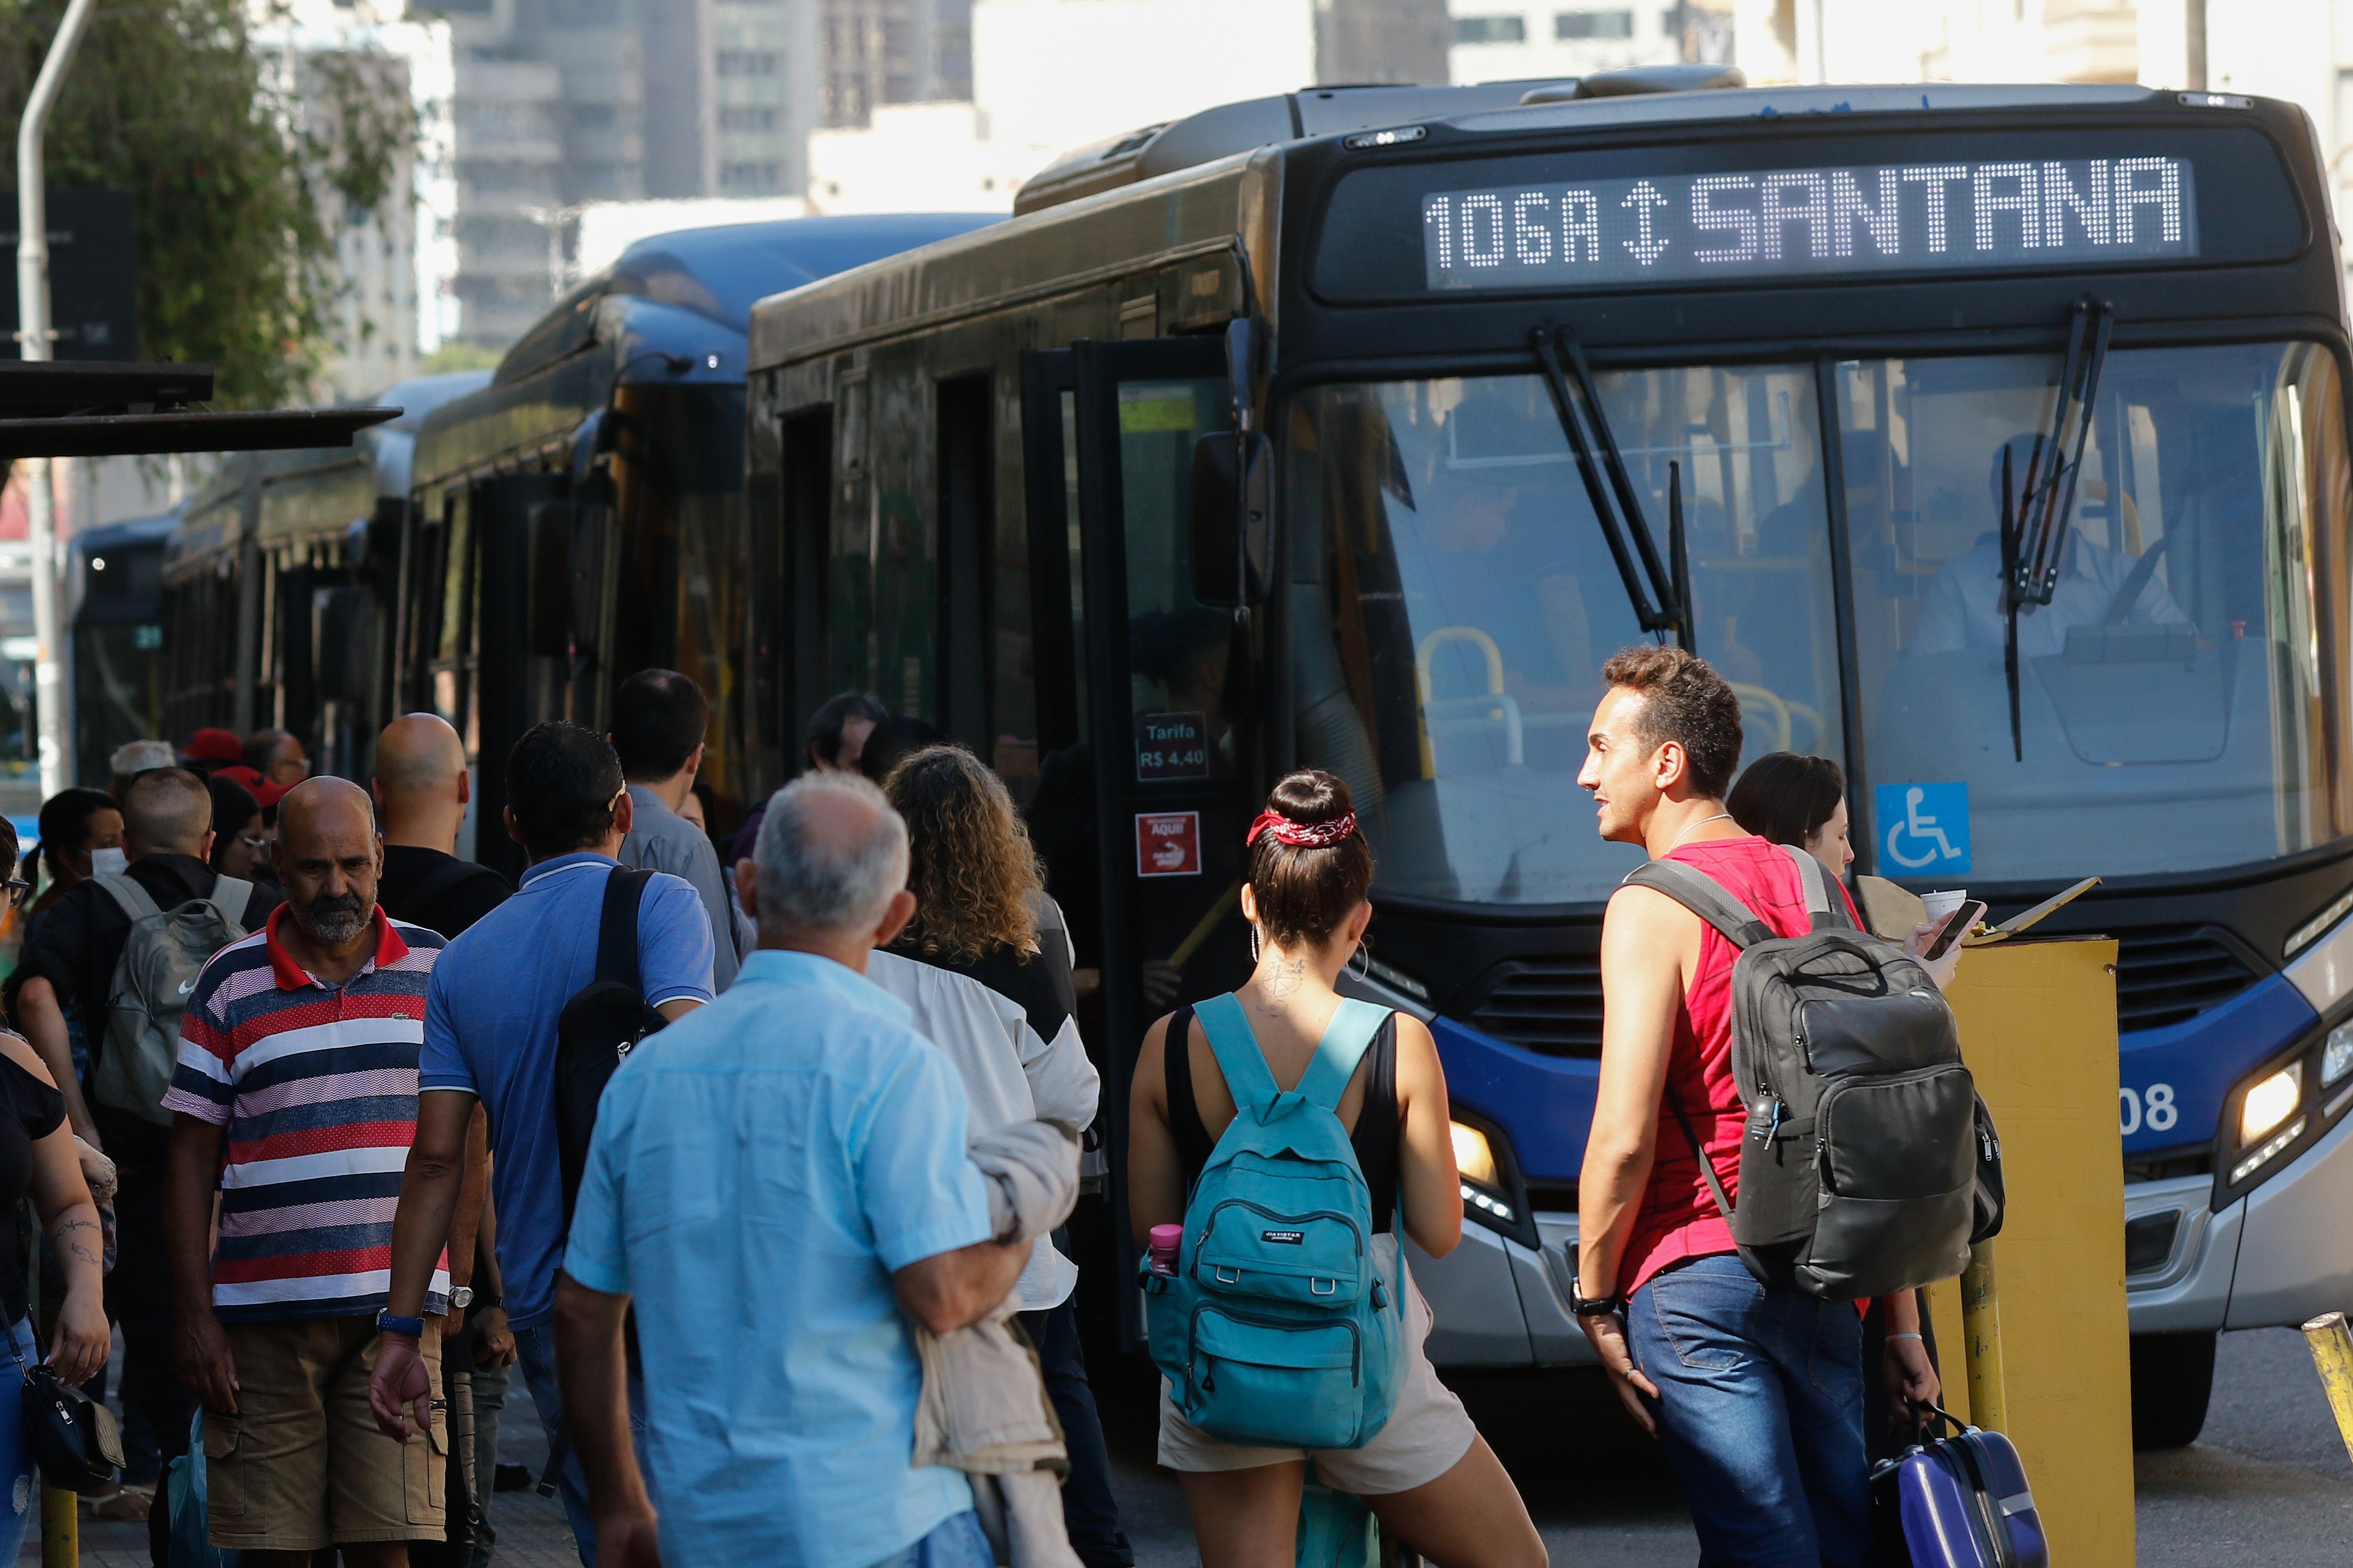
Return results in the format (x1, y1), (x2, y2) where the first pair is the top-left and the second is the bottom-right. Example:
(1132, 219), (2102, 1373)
(1625, 844), (1988, 1301)
(92, 874), (251, 1126)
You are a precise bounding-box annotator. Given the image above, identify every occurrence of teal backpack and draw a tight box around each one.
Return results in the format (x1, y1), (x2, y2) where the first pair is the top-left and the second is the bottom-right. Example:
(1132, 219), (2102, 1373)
(1144, 992), (1405, 1450)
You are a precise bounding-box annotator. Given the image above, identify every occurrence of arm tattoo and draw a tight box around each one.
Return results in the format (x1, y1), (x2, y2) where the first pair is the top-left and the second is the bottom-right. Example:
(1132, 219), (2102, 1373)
(50, 1217), (101, 1272)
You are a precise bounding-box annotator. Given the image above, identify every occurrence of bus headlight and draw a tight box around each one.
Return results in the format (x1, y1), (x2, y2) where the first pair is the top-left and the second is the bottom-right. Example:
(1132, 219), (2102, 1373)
(1450, 1122), (1499, 1186)
(1449, 1118), (1527, 1238)
(2240, 1062), (2303, 1146)
(2324, 1023), (2353, 1090)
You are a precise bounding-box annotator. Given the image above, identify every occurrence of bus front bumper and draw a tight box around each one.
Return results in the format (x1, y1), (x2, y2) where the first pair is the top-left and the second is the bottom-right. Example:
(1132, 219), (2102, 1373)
(1407, 1214), (1598, 1368)
(2127, 1106), (2353, 1333)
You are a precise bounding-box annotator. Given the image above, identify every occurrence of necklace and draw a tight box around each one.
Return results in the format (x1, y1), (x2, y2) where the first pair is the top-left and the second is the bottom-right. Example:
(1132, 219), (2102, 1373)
(1666, 812), (1735, 850)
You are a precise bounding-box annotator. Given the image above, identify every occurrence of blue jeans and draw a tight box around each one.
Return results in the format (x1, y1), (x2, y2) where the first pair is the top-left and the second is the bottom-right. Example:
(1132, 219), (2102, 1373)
(0, 1318), (35, 1563)
(863, 1509), (993, 1568)
(515, 1321), (651, 1567)
(1626, 1254), (1873, 1568)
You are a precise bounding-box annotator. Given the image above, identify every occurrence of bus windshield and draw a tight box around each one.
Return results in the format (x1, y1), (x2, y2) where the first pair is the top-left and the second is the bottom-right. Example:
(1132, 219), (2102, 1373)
(1292, 364), (1844, 904)
(1293, 341), (2352, 904)
(1844, 341), (2351, 883)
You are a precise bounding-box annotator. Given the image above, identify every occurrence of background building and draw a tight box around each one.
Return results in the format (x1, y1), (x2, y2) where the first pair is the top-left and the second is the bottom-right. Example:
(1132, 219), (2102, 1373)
(809, 0), (1449, 213)
(1449, 0), (1732, 83)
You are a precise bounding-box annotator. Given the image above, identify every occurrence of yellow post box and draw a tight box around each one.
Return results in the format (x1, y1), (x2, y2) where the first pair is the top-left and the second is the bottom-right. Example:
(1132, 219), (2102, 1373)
(1920, 937), (2133, 1567)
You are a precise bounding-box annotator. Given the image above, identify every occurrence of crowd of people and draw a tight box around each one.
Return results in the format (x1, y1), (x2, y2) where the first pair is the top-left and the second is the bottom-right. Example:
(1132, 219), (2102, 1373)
(0, 644), (1974, 1568)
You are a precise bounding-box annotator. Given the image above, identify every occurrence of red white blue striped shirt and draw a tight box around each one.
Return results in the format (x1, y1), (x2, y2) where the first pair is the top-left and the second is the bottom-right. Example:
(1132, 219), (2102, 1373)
(163, 904), (451, 1321)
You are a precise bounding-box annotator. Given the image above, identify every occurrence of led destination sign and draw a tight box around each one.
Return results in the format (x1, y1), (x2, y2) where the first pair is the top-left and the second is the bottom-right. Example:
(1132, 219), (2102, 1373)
(1420, 155), (2198, 291)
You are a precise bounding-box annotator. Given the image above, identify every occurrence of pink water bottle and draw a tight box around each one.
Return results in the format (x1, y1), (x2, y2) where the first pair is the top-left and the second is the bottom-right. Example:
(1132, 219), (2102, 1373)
(1148, 1224), (1184, 1277)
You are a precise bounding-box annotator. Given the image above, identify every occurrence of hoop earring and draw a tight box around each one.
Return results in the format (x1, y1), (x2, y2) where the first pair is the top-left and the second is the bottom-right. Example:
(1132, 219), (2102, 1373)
(1349, 943), (1370, 982)
(1249, 926), (1261, 962)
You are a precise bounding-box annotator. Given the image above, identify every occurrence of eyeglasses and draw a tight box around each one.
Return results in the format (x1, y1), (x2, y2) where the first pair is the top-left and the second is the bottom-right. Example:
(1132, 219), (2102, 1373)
(2, 879), (29, 908)
(236, 833), (270, 853)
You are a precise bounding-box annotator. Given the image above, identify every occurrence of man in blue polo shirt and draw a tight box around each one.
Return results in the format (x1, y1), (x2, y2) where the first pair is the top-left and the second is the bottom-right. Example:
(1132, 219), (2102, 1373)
(369, 721), (714, 1562)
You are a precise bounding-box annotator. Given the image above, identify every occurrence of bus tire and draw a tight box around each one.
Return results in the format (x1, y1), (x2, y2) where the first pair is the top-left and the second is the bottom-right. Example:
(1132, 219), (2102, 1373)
(2129, 1330), (2217, 1449)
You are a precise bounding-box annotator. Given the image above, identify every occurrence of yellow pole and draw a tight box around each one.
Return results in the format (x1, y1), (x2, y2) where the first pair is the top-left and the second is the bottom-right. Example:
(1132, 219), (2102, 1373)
(40, 1479), (75, 1567)
(2300, 1311), (2353, 1467)
(1961, 1240), (2006, 1432)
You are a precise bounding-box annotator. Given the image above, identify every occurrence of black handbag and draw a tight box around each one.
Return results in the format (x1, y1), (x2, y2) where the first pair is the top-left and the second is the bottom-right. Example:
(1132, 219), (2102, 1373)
(12, 1344), (122, 1493)
(12, 1198), (121, 1493)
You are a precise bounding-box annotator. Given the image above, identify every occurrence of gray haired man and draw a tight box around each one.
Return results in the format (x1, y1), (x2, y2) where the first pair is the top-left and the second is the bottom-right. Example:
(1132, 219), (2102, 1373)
(553, 772), (1028, 1568)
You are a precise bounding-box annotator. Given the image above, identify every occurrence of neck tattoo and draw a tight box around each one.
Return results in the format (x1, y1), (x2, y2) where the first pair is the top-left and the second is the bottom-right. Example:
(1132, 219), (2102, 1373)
(1667, 811), (1735, 850)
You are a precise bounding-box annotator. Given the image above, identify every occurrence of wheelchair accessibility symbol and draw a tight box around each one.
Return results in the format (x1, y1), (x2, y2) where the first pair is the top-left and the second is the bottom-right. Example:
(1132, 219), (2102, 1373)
(1874, 782), (1970, 876)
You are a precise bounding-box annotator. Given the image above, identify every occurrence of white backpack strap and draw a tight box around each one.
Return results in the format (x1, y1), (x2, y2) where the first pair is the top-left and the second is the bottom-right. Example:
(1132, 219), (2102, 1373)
(95, 874), (162, 926)
(205, 877), (253, 936)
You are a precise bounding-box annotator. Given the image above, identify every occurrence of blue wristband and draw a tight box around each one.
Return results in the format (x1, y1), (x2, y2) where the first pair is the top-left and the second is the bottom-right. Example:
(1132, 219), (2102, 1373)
(376, 1310), (426, 1340)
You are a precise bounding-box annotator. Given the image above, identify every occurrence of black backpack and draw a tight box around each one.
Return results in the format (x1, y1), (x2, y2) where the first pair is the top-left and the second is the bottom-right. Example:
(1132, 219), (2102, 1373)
(554, 866), (667, 1223)
(1625, 843), (2002, 1301)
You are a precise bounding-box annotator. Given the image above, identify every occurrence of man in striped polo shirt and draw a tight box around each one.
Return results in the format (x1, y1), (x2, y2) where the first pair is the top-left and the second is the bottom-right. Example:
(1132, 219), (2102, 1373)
(163, 778), (453, 1566)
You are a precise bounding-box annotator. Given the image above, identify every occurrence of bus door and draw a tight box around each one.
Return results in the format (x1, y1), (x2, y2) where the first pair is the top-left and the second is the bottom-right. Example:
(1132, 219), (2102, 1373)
(1066, 335), (1258, 1338)
(468, 470), (567, 880)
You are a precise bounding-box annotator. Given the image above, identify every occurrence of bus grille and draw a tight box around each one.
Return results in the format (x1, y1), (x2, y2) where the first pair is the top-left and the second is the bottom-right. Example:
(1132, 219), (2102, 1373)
(2114, 926), (2260, 1033)
(1460, 957), (1604, 1058)
(1454, 927), (2252, 1054)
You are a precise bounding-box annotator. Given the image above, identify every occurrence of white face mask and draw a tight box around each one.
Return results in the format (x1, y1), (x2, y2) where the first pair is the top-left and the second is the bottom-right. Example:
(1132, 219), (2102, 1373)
(90, 847), (127, 880)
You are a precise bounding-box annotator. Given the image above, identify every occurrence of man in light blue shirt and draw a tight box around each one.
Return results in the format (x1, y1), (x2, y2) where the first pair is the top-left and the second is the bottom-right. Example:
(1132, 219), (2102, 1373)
(556, 772), (1028, 1568)
(371, 721), (715, 1562)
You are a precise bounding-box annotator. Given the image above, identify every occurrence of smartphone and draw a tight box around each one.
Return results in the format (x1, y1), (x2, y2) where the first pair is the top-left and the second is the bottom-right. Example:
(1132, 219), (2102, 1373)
(1920, 900), (1987, 963)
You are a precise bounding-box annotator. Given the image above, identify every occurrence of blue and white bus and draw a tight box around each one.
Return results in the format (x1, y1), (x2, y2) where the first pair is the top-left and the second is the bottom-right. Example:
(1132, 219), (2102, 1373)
(730, 69), (2353, 1448)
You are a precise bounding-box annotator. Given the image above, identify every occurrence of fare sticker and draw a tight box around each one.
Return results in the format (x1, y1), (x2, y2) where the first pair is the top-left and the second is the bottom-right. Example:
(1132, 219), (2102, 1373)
(1136, 812), (1202, 877)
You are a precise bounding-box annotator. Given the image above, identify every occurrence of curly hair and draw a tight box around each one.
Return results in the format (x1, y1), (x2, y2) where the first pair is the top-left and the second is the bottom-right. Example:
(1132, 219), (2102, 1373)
(883, 745), (1043, 963)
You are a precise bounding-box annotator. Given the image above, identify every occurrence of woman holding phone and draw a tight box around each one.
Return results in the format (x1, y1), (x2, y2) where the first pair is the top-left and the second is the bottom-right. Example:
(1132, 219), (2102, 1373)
(1726, 751), (1949, 1451)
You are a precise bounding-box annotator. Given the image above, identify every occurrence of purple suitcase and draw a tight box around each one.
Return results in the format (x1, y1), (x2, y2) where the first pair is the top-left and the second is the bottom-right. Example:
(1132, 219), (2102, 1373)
(1873, 1409), (2049, 1568)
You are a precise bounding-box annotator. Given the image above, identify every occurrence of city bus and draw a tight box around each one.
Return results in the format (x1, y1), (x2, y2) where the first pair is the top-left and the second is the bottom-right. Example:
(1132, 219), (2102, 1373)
(394, 214), (996, 876)
(159, 370), (490, 779)
(745, 69), (2353, 1445)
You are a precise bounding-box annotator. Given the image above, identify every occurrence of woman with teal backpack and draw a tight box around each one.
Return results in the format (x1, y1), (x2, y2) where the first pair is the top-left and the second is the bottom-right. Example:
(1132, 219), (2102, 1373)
(1130, 771), (1545, 1568)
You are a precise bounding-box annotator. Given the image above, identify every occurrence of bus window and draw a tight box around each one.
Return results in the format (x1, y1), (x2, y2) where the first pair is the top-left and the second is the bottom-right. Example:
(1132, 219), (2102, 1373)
(1843, 341), (2353, 879)
(1063, 389), (1088, 739)
(1121, 379), (1241, 783)
(937, 372), (993, 755)
(1294, 365), (1842, 904)
(779, 408), (835, 745)
(832, 376), (875, 696)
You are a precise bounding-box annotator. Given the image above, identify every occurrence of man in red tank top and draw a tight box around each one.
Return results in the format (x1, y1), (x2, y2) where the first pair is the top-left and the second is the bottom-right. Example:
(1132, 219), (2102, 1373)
(1571, 647), (1922, 1567)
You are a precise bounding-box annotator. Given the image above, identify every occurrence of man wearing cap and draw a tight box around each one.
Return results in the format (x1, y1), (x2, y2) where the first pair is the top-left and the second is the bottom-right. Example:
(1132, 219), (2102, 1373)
(180, 729), (246, 776)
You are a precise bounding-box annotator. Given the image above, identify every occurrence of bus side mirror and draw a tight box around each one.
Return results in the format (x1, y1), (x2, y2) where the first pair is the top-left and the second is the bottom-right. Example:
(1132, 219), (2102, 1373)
(526, 500), (573, 659)
(1189, 432), (1271, 608)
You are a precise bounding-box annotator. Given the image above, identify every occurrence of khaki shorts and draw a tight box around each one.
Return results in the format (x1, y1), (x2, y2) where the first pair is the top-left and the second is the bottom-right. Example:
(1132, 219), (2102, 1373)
(206, 1315), (445, 1551)
(1157, 1240), (1477, 1496)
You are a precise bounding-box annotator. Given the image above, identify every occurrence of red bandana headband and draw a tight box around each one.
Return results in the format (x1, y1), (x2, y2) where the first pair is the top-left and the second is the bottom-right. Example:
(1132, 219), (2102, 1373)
(1247, 808), (1358, 849)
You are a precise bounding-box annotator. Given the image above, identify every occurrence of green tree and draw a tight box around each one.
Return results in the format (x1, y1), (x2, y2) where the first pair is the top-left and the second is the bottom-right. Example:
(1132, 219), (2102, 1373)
(0, 0), (412, 406)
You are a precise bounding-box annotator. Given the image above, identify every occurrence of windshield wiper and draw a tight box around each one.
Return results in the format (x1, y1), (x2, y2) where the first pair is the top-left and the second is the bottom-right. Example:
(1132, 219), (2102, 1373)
(1531, 323), (1689, 643)
(2000, 298), (2115, 760)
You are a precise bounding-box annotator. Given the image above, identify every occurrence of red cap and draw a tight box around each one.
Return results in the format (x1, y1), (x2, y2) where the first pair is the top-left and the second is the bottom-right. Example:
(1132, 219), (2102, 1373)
(182, 728), (244, 766)
(211, 763), (288, 809)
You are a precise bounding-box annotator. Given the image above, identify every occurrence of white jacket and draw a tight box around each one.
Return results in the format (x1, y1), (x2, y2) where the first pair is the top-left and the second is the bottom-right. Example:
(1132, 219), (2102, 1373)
(865, 948), (1100, 1310)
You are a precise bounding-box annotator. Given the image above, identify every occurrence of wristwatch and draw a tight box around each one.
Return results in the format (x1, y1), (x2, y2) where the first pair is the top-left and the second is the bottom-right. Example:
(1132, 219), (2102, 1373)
(376, 1309), (426, 1340)
(448, 1286), (474, 1310)
(476, 1293), (504, 1311)
(1568, 1281), (1625, 1320)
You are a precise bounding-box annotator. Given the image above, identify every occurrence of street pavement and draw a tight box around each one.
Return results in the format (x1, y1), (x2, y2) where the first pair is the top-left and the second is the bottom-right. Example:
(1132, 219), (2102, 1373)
(30, 1322), (2352, 1564)
(1106, 1325), (2353, 1566)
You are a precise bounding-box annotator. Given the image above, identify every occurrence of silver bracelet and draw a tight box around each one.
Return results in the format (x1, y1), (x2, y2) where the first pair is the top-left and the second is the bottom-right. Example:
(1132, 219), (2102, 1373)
(1888, 1332), (1923, 1342)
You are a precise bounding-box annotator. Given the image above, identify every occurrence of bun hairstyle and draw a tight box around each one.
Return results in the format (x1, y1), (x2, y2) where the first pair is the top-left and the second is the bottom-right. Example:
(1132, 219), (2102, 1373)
(1247, 769), (1374, 950)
